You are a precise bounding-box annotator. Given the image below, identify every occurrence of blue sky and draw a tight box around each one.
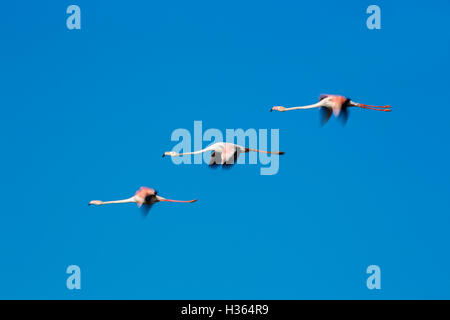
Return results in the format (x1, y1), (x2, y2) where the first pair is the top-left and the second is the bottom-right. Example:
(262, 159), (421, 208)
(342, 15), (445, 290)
(0, 1), (449, 299)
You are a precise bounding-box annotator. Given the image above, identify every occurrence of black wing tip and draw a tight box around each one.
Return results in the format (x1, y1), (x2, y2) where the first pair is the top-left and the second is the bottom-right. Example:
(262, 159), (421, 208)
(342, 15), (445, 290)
(222, 163), (236, 169)
(338, 107), (349, 126)
(141, 204), (153, 217)
(319, 107), (332, 126)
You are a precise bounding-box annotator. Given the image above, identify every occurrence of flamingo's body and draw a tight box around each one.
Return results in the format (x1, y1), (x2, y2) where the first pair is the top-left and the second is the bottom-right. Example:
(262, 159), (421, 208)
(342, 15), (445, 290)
(89, 187), (197, 212)
(163, 142), (284, 167)
(271, 94), (391, 125)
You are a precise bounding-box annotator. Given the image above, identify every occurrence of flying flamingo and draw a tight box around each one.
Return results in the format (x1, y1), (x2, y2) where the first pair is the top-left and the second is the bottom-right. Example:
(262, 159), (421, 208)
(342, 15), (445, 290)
(162, 142), (285, 167)
(89, 187), (197, 213)
(271, 94), (391, 125)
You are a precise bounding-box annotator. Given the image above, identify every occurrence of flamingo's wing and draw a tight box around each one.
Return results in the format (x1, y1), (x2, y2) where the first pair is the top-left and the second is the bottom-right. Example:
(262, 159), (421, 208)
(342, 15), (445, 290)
(140, 203), (154, 217)
(332, 106), (341, 116)
(141, 193), (157, 217)
(338, 106), (349, 125)
(223, 150), (239, 168)
(319, 94), (330, 101)
(221, 144), (240, 168)
(319, 107), (332, 126)
(209, 151), (222, 168)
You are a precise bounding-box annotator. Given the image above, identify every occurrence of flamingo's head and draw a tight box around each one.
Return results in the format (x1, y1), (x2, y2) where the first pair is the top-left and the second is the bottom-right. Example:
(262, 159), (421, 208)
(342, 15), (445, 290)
(89, 200), (103, 206)
(162, 151), (178, 158)
(270, 106), (286, 112)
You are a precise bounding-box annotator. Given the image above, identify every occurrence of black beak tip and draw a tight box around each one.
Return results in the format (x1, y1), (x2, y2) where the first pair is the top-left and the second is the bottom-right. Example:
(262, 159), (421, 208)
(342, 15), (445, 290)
(162, 154), (165, 158)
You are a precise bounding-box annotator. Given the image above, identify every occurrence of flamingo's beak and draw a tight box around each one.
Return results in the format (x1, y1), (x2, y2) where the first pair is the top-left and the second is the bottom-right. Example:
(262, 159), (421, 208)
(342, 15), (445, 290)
(162, 153), (166, 158)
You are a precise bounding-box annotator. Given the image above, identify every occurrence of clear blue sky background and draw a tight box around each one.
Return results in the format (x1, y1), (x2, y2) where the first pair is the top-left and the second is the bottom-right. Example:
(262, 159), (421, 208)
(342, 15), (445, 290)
(0, 1), (449, 299)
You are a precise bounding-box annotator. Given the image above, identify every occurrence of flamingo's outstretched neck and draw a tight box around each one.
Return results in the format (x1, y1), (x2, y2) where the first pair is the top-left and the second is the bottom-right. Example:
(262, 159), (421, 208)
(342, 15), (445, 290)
(357, 104), (392, 112)
(159, 198), (198, 203)
(286, 101), (325, 111)
(163, 146), (214, 157)
(89, 197), (136, 206)
(178, 150), (207, 156)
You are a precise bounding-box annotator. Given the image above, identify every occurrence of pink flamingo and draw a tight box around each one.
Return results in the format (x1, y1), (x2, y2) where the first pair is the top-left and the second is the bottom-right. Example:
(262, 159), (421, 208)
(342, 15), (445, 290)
(271, 94), (391, 125)
(163, 142), (284, 167)
(89, 187), (197, 213)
